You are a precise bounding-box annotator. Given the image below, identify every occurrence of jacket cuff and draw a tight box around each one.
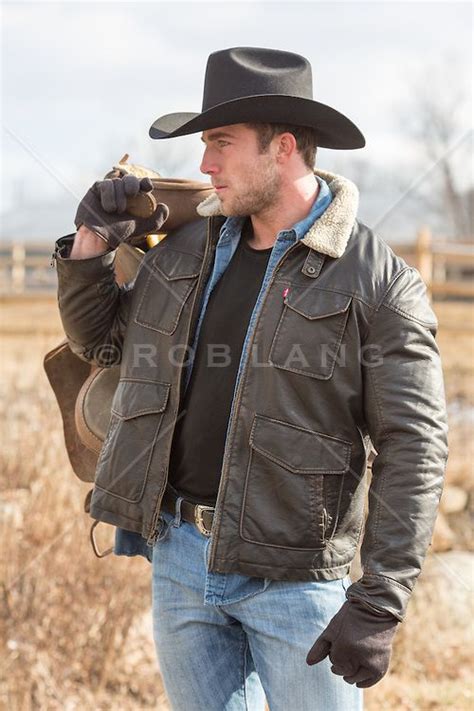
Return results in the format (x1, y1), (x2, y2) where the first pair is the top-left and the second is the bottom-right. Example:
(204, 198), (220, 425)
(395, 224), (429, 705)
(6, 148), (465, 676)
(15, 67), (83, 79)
(53, 233), (116, 281)
(345, 573), (412, 622)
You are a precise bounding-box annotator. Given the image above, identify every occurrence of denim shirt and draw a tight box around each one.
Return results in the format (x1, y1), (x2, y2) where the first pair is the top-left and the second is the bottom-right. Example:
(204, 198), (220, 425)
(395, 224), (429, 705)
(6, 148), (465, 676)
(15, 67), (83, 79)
(114, 175), (333, 562)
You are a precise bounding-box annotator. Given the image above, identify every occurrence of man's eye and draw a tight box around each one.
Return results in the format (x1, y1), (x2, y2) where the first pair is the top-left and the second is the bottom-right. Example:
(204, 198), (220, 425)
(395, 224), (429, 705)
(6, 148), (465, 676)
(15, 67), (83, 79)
(217, 141), (230, 147)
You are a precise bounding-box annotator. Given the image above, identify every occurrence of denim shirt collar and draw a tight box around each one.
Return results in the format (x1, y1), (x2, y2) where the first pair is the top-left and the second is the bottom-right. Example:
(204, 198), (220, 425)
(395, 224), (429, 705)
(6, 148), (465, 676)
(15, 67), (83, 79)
(217, 174), (333, 248)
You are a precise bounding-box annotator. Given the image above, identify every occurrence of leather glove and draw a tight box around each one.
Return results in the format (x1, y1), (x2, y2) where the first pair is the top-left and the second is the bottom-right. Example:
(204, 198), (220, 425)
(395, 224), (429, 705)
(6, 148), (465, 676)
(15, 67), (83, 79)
(306, 600), (399, 688)
(75, 175), (169, 249)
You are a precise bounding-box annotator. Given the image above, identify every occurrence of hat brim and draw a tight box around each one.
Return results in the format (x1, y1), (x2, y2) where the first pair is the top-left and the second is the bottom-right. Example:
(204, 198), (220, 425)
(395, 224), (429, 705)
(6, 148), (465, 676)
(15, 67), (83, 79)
(149, 95), (365, 150)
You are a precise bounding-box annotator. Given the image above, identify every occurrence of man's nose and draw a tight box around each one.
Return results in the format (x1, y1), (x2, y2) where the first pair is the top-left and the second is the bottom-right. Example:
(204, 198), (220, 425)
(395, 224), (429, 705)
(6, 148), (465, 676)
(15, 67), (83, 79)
(200, 147), (218, 175)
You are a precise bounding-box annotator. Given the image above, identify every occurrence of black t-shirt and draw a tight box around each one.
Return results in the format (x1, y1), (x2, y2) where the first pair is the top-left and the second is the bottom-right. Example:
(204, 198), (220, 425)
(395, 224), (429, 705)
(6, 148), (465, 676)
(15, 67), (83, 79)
(167, 219), (273, 504)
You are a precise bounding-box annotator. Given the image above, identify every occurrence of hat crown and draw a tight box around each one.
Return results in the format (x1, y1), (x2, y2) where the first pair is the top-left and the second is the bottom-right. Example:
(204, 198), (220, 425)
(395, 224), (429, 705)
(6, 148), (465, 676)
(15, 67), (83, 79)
(149, 45), (365, 150)
(202, 47), (313, 112)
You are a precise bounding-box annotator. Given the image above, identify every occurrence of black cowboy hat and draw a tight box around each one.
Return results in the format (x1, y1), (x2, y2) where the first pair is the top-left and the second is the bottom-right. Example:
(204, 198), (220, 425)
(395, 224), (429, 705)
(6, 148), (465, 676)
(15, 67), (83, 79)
(149, 46), (365, 150)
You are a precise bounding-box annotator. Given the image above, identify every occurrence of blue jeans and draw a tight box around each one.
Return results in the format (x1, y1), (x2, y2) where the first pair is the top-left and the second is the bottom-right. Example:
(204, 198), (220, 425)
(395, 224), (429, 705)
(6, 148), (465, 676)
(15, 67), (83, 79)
(151, 504), (363, 711)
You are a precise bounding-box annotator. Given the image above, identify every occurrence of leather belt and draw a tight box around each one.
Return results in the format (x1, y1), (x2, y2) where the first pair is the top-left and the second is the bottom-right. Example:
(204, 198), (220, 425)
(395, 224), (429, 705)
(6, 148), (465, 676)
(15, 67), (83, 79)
(161, 485), (215, 537)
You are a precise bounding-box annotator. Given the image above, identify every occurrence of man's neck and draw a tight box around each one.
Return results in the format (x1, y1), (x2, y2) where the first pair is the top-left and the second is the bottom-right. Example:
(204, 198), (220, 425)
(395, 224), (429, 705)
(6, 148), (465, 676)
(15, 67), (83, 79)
(247, 174), (319, 250)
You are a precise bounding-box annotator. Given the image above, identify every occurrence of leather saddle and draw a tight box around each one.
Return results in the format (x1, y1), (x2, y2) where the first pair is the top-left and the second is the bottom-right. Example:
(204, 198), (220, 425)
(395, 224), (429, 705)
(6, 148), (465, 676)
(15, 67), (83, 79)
(43, 170), (214, 553)
(43, 244), (135, 484)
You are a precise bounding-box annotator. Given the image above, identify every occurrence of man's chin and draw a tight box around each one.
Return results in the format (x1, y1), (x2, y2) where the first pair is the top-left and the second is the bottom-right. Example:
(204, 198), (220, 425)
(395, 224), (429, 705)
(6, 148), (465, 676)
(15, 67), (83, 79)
(218, 200), (237, 217)
(218, 198), (247, 218)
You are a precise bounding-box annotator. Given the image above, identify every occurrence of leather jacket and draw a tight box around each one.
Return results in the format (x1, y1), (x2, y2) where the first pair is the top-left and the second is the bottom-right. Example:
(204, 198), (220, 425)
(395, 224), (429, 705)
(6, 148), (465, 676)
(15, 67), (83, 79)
(54, 169), (448, 622)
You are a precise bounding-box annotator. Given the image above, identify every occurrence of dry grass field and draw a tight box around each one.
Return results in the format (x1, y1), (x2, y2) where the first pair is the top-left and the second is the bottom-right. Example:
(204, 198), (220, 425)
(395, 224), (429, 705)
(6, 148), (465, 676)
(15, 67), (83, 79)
(1, 295), (473, 710)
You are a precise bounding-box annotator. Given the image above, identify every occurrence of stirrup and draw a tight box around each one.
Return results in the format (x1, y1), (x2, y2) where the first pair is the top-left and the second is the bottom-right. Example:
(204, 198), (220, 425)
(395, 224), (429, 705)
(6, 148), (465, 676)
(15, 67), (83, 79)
(89, 520), (114, 558)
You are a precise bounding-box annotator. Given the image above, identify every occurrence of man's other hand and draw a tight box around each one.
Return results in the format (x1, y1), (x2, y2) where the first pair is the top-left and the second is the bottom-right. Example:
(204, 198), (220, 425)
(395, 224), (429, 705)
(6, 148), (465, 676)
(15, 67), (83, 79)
(306, 599), (399, 688)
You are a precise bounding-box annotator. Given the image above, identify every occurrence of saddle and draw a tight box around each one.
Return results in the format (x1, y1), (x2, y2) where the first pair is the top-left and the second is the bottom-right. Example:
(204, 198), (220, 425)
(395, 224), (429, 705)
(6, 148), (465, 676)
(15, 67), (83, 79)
(43, 162), (214, 555)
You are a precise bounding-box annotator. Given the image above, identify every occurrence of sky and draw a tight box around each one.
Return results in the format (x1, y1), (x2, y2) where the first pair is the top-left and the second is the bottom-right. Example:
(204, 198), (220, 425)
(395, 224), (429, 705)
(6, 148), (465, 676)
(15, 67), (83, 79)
(1, 0), (472, 241)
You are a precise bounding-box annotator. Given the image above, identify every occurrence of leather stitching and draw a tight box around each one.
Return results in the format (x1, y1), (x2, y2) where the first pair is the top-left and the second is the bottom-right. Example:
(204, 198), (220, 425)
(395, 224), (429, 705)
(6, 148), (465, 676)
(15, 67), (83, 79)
(268, 302), (351, 380)
(249, 414), (352, 474)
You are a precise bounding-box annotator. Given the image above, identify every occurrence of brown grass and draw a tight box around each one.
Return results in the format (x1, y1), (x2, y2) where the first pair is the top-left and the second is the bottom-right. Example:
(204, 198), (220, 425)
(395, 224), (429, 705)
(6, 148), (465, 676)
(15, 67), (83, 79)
(1, 297), (473, 710)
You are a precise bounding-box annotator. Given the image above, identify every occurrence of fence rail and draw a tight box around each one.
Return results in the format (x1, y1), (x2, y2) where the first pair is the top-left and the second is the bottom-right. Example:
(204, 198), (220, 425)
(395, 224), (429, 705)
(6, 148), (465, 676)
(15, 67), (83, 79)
(0, 229), (473, 298)
(392, 228), (474, 299)
(0, 244), (56, 294)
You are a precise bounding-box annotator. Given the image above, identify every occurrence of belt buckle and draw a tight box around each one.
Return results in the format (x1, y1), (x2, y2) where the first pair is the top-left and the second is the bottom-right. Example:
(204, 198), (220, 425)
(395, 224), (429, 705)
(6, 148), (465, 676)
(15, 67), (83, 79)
(194, 504), (214, 537)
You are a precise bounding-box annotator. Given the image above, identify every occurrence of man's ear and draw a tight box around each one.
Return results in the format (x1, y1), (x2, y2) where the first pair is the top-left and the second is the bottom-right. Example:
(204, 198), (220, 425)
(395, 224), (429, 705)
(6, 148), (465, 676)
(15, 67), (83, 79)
(275, 132), (297, 163)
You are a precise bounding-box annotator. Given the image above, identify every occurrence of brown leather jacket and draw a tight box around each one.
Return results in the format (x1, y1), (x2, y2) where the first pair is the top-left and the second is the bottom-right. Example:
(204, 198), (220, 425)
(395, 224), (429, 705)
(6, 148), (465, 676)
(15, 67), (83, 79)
(54, 169), (448, 621)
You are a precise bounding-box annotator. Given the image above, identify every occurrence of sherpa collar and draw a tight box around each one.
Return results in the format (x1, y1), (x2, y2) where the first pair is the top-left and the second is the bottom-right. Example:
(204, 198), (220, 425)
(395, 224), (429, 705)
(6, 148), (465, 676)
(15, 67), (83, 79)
(196, 168), (359, 259)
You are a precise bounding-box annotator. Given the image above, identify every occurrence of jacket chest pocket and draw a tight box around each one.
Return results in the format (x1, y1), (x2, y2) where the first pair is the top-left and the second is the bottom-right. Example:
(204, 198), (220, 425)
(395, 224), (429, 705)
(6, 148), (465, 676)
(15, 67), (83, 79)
(95, 379), (170, 503)
(240, 414), (351, 550)
(269, 288), (352, 379)
(134, 249), (201, 335)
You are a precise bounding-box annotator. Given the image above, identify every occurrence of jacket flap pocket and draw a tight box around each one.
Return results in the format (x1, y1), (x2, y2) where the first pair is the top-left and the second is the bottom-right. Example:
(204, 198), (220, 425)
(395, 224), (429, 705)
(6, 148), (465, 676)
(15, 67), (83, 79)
(249, 414), (351, 474)
(111, 380), (170, 420)
(285, 288), (351, 320)
(153, 249), (201, 281)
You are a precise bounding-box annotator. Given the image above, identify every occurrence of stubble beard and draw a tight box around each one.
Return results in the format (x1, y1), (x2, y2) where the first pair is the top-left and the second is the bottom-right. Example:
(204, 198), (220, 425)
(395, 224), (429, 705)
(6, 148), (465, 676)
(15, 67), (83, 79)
(219, 157), (282, 218)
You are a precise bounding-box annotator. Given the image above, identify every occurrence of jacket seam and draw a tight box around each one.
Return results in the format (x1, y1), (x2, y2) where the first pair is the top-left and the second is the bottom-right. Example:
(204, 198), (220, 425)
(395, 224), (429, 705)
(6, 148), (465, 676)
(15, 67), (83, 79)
(89, 504), (141, 527)
(369, 265), (411, 325)
(57, 270), (115, 286)
(381, 301), (437, 328)
(362, 266), (413, 551)
(364, 330), (392, 553)
(251, 440), (349, 474)
(249, 414), (352, 472)
(117, 377), (170, 385)
(295, 283), (377, 311)
(362, 572), (412, 594)
(213, 557), (352, 572)
(152, 246), (204, 261)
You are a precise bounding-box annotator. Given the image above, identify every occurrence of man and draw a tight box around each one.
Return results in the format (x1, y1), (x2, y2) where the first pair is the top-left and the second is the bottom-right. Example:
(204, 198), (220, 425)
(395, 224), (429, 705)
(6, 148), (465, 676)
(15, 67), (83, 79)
(54, 47), (448, 710)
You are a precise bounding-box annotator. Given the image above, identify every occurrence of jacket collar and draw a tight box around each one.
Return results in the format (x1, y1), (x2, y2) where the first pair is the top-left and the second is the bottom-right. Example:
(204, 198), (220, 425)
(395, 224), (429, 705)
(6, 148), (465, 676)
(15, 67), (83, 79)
(196, 168), (359, 258)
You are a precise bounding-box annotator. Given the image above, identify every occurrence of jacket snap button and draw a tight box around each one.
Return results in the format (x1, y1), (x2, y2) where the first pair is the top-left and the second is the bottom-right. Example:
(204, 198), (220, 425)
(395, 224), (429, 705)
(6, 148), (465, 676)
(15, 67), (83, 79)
(306, 266), (316, 275)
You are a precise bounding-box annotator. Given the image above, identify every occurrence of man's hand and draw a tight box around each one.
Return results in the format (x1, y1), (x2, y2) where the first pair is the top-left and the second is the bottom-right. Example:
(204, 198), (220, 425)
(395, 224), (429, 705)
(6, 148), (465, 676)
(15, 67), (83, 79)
(70, 225), (111, 259)
(306, 600), (399, 688)
(75, 175), (169, 249)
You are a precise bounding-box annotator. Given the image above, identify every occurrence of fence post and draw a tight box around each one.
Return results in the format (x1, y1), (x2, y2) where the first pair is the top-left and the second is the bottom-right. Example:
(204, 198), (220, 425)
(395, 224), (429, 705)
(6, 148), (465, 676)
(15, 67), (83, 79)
(11, 244), (26, 294)
(416, 226), (433, 296)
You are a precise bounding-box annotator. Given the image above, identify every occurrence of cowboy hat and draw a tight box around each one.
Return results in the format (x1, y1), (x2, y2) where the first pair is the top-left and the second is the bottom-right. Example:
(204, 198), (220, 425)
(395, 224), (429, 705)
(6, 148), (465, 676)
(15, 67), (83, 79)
(149, 46), (365, 150)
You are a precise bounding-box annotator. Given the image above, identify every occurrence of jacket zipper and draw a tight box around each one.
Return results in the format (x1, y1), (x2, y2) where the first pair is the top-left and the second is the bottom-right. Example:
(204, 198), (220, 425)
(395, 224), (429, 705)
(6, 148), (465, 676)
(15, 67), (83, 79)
(207, 241), (301, 569)
(146, 218), (218, 546)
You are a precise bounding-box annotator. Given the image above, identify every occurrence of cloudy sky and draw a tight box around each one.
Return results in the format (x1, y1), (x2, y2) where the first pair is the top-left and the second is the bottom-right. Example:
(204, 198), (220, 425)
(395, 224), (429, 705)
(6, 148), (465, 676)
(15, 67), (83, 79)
(1, 0), (472, 240)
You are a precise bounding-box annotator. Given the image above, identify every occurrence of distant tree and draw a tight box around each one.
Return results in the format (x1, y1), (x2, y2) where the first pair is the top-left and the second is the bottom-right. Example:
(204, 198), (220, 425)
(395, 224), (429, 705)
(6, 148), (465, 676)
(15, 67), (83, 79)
(400, 55), (472, 239)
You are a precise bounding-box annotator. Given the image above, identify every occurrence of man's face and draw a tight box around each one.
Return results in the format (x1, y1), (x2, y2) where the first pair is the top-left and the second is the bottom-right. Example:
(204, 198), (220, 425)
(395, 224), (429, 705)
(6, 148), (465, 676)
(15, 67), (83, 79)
(199, 123), (282, 217)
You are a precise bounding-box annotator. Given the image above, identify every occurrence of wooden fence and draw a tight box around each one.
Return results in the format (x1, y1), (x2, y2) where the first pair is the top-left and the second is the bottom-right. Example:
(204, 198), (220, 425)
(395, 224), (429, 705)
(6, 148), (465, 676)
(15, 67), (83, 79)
(393, 228), (474, 299)
(0, 229), (473, 298)
(0, 244), (57, 295)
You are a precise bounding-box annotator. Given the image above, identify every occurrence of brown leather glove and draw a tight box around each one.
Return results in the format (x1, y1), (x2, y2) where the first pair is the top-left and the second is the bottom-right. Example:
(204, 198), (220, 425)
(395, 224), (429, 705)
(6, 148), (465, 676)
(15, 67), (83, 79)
(306, 600), (399, 687)
(75, 175), (169, 249)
